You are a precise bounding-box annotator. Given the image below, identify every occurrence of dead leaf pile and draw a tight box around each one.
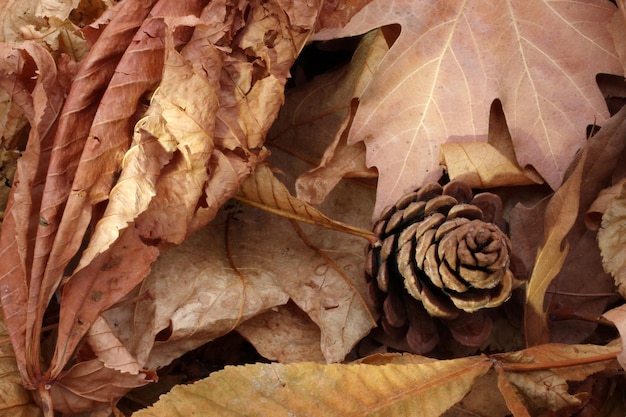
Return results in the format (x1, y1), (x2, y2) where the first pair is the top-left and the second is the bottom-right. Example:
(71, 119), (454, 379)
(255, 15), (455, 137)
(1, 0), (626, 416)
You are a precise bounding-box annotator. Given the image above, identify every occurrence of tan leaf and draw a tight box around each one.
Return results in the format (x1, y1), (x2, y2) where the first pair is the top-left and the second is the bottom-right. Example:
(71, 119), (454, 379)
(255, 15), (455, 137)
(315, 0), (621, 217)
(496, 343), (620, 414)
(440, 101), (543, 188)
(237, 163), (376, 242)
(598, 181), (626, 298)
(603, 304), (626, 369)
(0, 0), (89, 60)
(525, 108), (626, 346)
(236, 302), (326, 363)
(268, 29), (387, 205)
(495, 366), (532, 417)
(122, 221), (289, 369)
(132, 356), (491, 417)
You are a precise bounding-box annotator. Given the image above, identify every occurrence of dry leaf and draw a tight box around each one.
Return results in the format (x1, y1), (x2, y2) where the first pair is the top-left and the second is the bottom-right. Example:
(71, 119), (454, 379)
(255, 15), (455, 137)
(603, 304), (626, 369)
(440, 101), (543, 188)
(132, 356), (491, 417)
(586, 179), (626, 231)
(236, 302), (326, 363)
(268, 28), (387, 205)
(496, 343), (620, 415)
(314, 0), (621, 217)
(0, 306), (40, 417)
(524, 107), (626, 346)
(598, 181), (626, 298)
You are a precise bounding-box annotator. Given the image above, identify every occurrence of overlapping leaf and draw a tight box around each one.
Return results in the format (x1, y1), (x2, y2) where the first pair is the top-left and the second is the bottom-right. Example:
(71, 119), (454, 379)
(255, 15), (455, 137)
(523, 107), (626, 346)
(314, 0), (622, 217)
(133, 356), (491, 417)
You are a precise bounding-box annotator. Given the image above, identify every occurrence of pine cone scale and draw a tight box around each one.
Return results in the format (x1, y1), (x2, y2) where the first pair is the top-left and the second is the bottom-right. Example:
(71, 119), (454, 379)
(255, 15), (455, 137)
(365, 181), (525, 353)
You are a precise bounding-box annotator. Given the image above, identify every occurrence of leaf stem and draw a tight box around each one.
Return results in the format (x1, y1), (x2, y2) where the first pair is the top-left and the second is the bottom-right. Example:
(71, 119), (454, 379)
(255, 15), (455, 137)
(493, 350), (619, 372)
(234, 194), (379, 244)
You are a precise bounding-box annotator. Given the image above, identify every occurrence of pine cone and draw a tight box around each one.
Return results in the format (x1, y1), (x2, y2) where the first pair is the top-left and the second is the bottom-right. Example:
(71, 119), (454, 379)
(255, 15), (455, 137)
(365, 181), (524, 353)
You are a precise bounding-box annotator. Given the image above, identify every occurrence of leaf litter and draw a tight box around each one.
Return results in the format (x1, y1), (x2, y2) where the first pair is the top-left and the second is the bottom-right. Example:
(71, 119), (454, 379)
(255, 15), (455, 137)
(0, 0), (626, 416)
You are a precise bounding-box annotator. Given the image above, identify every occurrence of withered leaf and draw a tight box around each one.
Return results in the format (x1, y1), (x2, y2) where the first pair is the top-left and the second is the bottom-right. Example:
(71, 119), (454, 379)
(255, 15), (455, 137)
(598, 181), (626, 299)
(132, 356), (491, 417)
(315, 0), (621, 217)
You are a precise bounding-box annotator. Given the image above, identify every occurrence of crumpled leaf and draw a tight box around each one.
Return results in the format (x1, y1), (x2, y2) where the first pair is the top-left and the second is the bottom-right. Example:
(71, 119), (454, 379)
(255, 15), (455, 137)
(495, 343), (620, 415)
(49, 359), (156, 416)
(102, 159), (376, 367)
(598, 181), (626, 298)
(586, 179), (626, 231)
(314, 0), (622, 217)
(132, 355), (491, 417)
(524, 107), (626, 346)
(268, 28), (386, 205)
(0, 0), (90, 60)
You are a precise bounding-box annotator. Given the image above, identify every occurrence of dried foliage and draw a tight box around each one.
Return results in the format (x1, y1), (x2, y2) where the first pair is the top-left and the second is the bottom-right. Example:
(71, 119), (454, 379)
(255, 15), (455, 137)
(0, 0), (625, 416)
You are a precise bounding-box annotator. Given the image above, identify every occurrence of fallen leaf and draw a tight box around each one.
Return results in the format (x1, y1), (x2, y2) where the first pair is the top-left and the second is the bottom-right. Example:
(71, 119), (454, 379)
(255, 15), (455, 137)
(268, 28), (387, 205)
(496, 343), (620, 415)
(49, 359), (156, 416)
(0, 0), (89, 60)
(603, 304), (626, 369)
(0, 40), (68, 385)
(525, 107), (626, 346)
(598, 181), (626, 298)
(586, 179), (626, 231)
(237, 163), (376, 242)
(236, 301), (326, 363)
(440, 101), (543, 188)
(0, 305), (40, 417)
(314, 0), (622, 217)
(132, 356), (491, 417)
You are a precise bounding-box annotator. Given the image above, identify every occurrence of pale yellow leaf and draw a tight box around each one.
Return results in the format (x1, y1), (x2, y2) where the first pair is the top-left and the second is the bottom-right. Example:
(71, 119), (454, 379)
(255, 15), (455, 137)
(132, 356), (491, 417)
(598, 181), (626, 299)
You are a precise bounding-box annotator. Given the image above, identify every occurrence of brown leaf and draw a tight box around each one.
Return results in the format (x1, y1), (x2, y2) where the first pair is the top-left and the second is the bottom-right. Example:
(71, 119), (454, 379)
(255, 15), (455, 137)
(496, 343), (620, 415)
(0, 40), (67, 384)
(237, 163), (376, 242)
(236, 302), (326, 363)
(315, 0), (621, 217)
(525, 107), (626, 346)
(268, 29), (387, 205)
(586, 179), (626, 231)
(598, 181), (626, 298)
(48, 359), (156, 416)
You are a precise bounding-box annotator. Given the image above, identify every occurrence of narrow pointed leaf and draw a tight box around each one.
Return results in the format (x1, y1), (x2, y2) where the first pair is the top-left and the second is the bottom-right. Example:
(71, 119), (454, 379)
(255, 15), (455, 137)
(133, 356), (491, 417)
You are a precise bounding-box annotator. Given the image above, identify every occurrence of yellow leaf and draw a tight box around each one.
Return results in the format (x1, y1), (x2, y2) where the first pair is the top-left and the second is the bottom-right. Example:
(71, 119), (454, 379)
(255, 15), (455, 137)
(133, 356), (491, 417)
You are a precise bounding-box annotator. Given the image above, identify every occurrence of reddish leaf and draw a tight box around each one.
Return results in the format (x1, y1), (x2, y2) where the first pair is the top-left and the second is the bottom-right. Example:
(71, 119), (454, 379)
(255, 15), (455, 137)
(0, 41), (67, 383)
(314, 0), (621, 217)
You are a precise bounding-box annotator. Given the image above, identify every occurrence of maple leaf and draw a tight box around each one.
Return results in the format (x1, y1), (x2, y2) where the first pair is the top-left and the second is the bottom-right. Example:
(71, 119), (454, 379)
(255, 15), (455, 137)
(314, 0), (622, 217)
